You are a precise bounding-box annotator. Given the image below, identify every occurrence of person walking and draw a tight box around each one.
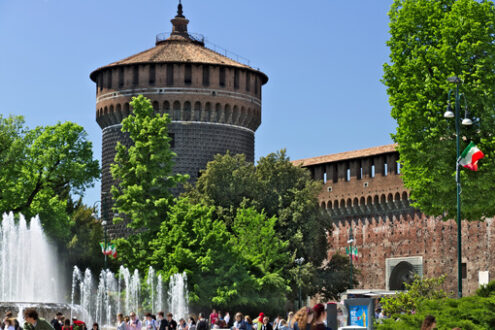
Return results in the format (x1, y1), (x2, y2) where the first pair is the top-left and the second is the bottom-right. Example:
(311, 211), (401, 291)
(50, 313), (63, 330)
(311, 305), (325, 330)
(166, 314), (177, 330)
(145, 314), (156, 330)
(129, 313), (142, 330)
(117, 314), (126, 330)
(260, 317), (272, 330)
(290, 308), (313, 330)
(209, 310), (218, 328)
(196, 314), (208, 330)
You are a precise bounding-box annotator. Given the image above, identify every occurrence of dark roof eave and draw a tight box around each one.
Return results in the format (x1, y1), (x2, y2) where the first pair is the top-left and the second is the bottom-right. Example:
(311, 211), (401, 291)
(90, 61), (268, 84)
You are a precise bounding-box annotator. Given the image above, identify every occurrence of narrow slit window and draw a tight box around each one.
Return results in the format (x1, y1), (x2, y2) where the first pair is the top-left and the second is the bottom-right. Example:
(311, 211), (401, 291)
(118, 67), (124, 87)
(245, 72), (250, 91)
(133, 66), (139, 86)
(149, 64), (156, 85)
(219, 67), (226, 87)
(184, 64), (192, 85)
(202, 65), (210, 86)
(234, 69), (239, 89)
(167, 64), (174, 86)
(254, 77), (259, 95)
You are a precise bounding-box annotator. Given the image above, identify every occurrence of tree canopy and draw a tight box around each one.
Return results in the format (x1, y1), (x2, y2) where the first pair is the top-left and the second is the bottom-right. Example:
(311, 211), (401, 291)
(0, 115), (99, 240)
(384, 0), (495, 220)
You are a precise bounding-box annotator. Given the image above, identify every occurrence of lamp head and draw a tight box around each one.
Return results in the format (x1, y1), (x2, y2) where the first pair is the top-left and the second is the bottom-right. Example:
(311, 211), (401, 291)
(444, 110), (455, 118)
(462, 118), (473, 126)
(101, 220), (107, 226)
(447, 76), (462, 83)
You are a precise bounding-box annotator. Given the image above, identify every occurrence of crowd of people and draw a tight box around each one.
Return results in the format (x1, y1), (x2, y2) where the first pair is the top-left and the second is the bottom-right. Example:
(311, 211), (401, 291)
(1, 304), (330, 330)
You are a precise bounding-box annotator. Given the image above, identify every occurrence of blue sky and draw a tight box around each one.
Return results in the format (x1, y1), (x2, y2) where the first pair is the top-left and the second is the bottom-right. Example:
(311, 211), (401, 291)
(0, 0), (395, 206)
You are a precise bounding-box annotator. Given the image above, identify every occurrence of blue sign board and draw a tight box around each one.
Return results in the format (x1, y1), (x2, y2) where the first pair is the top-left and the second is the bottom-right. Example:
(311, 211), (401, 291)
(349, 304), (368, 327)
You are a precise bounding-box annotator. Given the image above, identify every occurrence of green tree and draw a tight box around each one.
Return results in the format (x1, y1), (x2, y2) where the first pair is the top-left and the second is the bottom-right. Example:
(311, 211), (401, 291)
(111, 95), (188, 230)
(0, 115), (99, 240)
(384, 0), (495, 220)
(184, 150), (336, 299)
(150, 198), (289, 315)
(380, 275), (449, 316)
(316, 253), (359, 301)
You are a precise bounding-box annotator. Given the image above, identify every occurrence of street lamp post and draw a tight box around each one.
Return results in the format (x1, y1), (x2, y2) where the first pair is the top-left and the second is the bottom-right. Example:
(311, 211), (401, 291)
(444, 76), (472, 298)
(92, 195), (110, 270)
(347, 226), (354, 289)
(295, 257), (305, 309)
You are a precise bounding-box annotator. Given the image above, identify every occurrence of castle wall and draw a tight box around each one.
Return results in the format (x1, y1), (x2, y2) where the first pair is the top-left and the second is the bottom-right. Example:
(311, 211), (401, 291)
(298, 146), (495, 295)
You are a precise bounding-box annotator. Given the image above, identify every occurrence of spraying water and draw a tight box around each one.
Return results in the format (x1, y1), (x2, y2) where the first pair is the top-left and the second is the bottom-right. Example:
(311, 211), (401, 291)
(0, 212), (62, 302)
(168, 273), (189, 320)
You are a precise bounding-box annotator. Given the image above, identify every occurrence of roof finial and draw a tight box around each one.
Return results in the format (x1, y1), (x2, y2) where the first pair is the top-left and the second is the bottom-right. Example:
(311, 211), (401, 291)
(177, 0), (184, 18)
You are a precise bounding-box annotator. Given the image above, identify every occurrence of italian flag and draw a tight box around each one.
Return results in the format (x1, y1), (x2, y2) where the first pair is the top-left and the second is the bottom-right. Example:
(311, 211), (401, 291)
(100, 243), (117, 258)
(346, 246), (358, 261)
(459, 141), (484, 171)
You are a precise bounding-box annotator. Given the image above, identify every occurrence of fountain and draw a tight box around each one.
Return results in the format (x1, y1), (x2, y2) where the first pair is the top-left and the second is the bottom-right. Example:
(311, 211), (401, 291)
(0, 212), (190, 325)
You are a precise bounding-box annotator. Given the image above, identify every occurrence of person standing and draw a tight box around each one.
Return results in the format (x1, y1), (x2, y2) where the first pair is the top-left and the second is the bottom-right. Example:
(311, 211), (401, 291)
(223, 314), (230, 328)
(208, 310), (217, 328)
(23, 309), (54, 330)
(50, 313), (62, 330)
(232, 313), (245, 330)
(311, 304), (325, 330)
(260, 317), (272, 330)
(166, 314), (177, 330)
(117, 314), (126, 330)
(196, 314), (208, 330)
(145, 314), (156, 330)
(129, 313), (142, 330)
(61, 320), (72, 330)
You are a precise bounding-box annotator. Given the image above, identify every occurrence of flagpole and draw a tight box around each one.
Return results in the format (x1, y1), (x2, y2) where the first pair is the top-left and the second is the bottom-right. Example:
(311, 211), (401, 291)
(446, 76), (464, 298)
(454, 79), (462, 298)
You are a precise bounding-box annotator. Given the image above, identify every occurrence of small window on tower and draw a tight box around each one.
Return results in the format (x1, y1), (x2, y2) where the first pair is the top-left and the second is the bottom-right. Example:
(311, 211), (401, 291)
(118, 67), (124, 88)
(245, 72), (250, 91)
(133, 66), (139, 86)
(202, 65), (210, 86)
(167, 64), (174, 86)
(149, 64), (156, 85)
(219, 67), (226, 87)
(234, 69), (239, 89)
(184, 64), (192, 85)
(254, 77), (259, 95)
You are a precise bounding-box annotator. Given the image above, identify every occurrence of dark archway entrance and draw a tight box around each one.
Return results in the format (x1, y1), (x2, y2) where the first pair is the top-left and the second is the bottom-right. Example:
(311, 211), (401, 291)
(389, 261), (416, 290)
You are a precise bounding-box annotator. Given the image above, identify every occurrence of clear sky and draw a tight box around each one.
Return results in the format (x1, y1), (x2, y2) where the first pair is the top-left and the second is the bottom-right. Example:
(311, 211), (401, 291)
(0, 0), (396, 206)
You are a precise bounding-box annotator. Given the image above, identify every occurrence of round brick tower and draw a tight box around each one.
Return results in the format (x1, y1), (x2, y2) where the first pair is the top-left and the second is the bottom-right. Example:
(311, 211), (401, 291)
(90, 3), (268, 236)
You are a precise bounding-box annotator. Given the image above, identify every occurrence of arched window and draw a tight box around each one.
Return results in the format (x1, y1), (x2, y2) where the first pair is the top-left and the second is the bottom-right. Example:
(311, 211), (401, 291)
(367, 196), (372, 205)
(328, 201), (332, 209)
(334, 200), (339, 209)
(340, 199), (346, 208)
(163, 101), (170, 115)
(347, 199), (352, 207)
(173, 101), (181, 120)
(124, 103), (130, 115)
(116, 103), (121, 112)
(152, 101), (159, 111)
(224, 104), (231, 124)
(109, 105), (114, 112)
(388, 193), (393, 202)
(381, 194), (386, 204)
(194, 102), (201, 121)
(360, 197), (365, 206)
(232, 105), (239, 124)
(395, 192), (401, 201)
(240, 106), (246, 125)
(215, 103), (222, 122)
(353, 198), (359, 206)
(374, 195), (379, 205)
(321, 202), (326, 209)
(402, 191), (408, 201)
(204, 102), (211, 121)
(183, 101), (191, 121)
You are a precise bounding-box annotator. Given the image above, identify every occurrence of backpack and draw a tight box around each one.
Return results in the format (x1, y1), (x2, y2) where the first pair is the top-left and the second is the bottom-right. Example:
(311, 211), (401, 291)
(196, 320), (209, 330)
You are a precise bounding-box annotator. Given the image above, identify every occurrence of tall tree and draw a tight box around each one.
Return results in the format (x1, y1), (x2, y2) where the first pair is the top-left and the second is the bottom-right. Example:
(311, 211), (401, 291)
(111, 95), (188, 229)
(184, 150), (334, 299)
(0, 115), (99, 239)
(384, 0), (495, 220)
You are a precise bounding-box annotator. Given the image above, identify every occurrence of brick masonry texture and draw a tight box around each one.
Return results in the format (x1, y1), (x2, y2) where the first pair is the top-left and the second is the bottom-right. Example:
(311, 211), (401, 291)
(295, 144), (495, 295)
